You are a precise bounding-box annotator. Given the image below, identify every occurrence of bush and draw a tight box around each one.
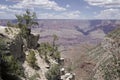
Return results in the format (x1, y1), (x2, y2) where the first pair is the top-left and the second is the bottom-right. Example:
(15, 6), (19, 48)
(26, 50), (39, 69)
(3, 55), (24, 75)
(38, 42), (60, 62)
(1, 55), (24, 80)
(45, 64), (60, 80)
(53, 51), (60, 63)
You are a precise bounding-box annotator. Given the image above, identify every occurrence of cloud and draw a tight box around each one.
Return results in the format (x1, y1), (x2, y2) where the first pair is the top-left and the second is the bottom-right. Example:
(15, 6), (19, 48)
(9, 0), (66, 11)
(0, 5), (81, 19)
(95, 8), (120, 19)
(6, 0), (23, 2)
(0, 4), (23, 13)
(0, 1), (81, 19)
(0, 4), (8, 10)
(66, 4), (70, 8)
(38, 10), (81, 19)
(0, 2), (81, 19)
(0, 11), (5, 14)
(0, 4), (24, 19)
(85, 0), (120, 8)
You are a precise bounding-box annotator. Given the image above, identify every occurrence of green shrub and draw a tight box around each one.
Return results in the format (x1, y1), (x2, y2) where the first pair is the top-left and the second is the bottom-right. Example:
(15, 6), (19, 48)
(38, 42), (60, 62)
(27, 50), (36, 66)
(53, 51), (60, 62)
(15, 9), (38, 39)
(45, 64), (60, 80)
(1, 55), (24, 80)
(26, 50), (39, 69)
(3, 55), (24, 76)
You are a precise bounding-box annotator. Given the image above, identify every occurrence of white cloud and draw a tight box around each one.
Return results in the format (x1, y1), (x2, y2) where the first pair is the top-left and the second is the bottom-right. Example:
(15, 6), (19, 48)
(38, 10), (81, 19)
(66, 4), (70, 8)
(0, 4), (22, 13)
(0, 4), (8, 10)
(95, 9), (120, 19)
(6, 0), (23, 2)
(10, 0), (66, 11)
(85, 0), (120, 8)
(0, 0), (88, 19)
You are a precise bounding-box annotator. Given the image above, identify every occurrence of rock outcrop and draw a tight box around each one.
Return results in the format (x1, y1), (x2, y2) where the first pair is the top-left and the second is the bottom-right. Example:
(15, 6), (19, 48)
(0, 25), (76, 80)
(0, 26), (24, 59)
(0, 26), (41, 80)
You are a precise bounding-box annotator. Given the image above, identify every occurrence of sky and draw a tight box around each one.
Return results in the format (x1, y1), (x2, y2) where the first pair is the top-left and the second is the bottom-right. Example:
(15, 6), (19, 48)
(0, 0), (120, 19)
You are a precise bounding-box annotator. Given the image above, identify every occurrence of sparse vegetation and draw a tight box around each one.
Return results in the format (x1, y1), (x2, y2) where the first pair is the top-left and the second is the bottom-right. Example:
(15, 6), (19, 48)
(45, 64), (60, 80)
(53, 51), (60, 62)
(26, 50), (39, 69)
(101, 41), (120, 79)
(5, 27), (14, 35)
(90, 28), (120, 80)
(38, 34), (60, 63)
(28, 73), (40, 80)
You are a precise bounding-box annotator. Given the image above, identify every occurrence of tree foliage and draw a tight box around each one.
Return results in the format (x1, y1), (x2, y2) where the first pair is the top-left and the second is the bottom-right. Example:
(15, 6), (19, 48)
(26, 50), (36, 66)
(15, 9), (38, 38)
(26, 50), (39, 69)
(0, 38), (24, 80)
(38, 35), (60, 63)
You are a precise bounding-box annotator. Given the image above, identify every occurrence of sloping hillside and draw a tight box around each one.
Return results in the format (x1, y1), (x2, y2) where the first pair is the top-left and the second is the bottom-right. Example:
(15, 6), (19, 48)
(87, 28), (120, 80)
(88, 28), (120, 65)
